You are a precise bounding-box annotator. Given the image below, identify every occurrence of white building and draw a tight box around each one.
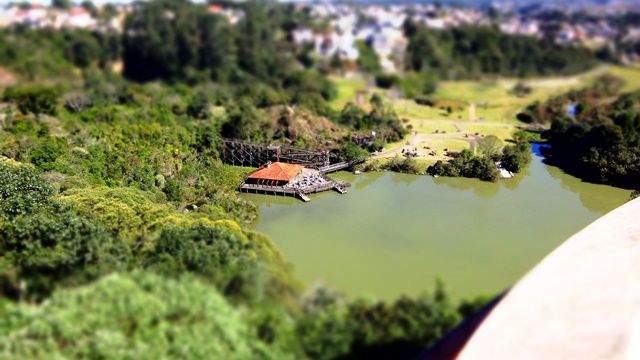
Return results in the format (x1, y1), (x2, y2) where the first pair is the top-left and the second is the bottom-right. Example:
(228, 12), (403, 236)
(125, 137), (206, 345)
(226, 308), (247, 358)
(64, 7), (96, 29)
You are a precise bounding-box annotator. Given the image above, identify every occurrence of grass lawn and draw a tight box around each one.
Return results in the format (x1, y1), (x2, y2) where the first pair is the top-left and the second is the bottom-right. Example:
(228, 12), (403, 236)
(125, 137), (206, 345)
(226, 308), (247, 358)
(395, 99), (467, 120)
(606, 65), (640, 93)
(330, 65), (640, 121)
(393, 65), (640, 124)
(405, 75), (584, 123)
(407, 119), (460, 134)
(329, 75), (368, 110)
(417, 136), (470, 153)
(332, 65), (640, 160)
(457, 123), (517, 141)
(382, 135), (411, 151)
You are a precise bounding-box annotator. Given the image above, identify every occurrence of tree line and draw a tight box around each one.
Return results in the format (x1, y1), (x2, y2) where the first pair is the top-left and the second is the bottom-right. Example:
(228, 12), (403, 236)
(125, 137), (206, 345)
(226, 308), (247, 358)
(427, 134), (532, 182)
(404, 21), (600, 79)
(522, 79), (640, 190)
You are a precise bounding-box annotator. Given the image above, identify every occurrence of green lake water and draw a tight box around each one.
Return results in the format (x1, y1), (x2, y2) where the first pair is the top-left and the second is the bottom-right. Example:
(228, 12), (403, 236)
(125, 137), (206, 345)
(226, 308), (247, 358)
(243, 146), (631, 300)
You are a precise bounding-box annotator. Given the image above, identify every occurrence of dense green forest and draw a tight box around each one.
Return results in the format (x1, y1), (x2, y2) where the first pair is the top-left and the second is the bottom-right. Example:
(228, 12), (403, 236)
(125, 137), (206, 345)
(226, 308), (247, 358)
(0, 2), (484, 358)
(518, 79), (640, 190)
(404, 21), (600, 79)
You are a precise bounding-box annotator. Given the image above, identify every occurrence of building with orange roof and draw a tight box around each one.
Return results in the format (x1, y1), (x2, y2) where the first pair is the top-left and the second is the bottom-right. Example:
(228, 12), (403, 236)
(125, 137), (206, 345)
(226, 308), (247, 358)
(207, 5), (222, 14)
(245, 162), (303, 187)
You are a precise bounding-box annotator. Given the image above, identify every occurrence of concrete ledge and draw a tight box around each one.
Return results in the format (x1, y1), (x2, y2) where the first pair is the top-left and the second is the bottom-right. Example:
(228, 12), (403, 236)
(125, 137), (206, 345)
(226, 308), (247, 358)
(458, 197), (640, 360)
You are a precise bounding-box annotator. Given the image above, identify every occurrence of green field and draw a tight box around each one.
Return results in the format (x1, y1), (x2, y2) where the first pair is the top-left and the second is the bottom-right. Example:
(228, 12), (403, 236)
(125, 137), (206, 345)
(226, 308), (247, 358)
(329, 75), (368, 110)
(332, 65), (640, 159)
(332, 65), (640, 124)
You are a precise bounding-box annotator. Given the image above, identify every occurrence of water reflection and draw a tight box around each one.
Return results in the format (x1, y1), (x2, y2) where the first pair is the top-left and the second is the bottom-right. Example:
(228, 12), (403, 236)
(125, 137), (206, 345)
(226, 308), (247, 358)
(351, 171), (385, 190)
(544, 163), (630, 214)
(530, 142), (631, 213)
(390, 171), (422, 186)
(502, 166), (528, 190)
(432, 176), (501, 199)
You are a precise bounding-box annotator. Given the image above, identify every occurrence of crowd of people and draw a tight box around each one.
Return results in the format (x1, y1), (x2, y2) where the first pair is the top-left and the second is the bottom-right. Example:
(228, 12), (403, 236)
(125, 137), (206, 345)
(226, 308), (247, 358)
(402, 147), (419, 157)
(292, 173), (329, 190)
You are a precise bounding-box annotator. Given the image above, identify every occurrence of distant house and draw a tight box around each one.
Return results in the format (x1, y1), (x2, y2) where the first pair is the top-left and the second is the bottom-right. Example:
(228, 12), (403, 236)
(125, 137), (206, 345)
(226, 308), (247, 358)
(65, 7), (96, 29)
(315, 32), (359, 61)
(207, 5), (222, 14)
(245, 162), (303, 187)
(292, 27), (314, 45)
(14, 4), (48, 28)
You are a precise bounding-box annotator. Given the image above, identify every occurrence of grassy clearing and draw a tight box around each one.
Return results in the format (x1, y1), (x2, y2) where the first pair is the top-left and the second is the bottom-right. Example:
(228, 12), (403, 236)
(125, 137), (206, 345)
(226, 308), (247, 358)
(329, 75), (368, 110)
(395, 99), (468, 120)
(457, 123), (516, 141)
(331, 66), (640, 123)
(407, 119), (459, 134)
(396, 65), (640, 124)
(403, 74), (583, 123)
(416, 137), (469, 154)
(333, 65), (640, 160)
(607, 65), (640, 93)
(382, 135), (411, 151)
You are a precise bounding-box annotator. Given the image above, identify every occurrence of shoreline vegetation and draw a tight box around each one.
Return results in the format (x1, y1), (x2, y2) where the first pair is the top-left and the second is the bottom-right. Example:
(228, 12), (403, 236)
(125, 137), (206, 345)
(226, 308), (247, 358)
(518, 76), (640, 192)
(0, 0), (638, 358)
(357, 133), (534, 182)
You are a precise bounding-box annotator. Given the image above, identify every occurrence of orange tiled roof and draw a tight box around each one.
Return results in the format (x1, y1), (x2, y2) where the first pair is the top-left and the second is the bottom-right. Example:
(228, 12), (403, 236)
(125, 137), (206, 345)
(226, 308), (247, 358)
(207, 5), (222, 13)
(248, 162), (303, 182)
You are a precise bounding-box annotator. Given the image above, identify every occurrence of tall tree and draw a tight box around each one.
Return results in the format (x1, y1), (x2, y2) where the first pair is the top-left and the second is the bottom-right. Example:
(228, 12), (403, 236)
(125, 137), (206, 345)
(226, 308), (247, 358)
(198, 13), (237, 81)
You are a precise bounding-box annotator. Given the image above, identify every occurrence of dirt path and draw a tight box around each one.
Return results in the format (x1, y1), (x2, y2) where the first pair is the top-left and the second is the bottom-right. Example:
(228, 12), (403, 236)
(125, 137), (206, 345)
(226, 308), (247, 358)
(468, 103), (476, 121)
(0, 67), (16, 87)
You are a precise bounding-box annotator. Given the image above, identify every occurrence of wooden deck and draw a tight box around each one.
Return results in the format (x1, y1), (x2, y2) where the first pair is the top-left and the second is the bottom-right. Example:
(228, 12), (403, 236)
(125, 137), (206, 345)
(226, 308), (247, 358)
(239, 180), (348, 202)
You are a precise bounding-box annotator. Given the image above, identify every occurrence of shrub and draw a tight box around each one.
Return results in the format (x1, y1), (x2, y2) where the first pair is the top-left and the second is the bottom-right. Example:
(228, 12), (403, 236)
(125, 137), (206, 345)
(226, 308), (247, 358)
(337, 143), (370, 164)
(0, 272), (286, 359)
(500, 141), (531, 173)
(476, 135), (503, 158)
(64, 93), (93, 113)
(414, 95), (436, 107)
(186, 92), (211, 119)
(163, 179), (185, 202)
(0, 207), (126, 300)
(30, 136), (68, 171)
(144, 223), (266, 301)
(3, 86), (59, 115)
(427, 149), (500, 181)
(374, 73), (398, 89)
(384, 156), (421, 174)
(0, 160), (52, 217)
(511, 82), (532, 97)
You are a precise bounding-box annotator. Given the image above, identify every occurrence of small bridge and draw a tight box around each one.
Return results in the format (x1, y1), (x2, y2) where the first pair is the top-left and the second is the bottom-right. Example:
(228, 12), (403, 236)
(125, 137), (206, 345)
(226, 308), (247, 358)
(319, 161), (354, 174)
